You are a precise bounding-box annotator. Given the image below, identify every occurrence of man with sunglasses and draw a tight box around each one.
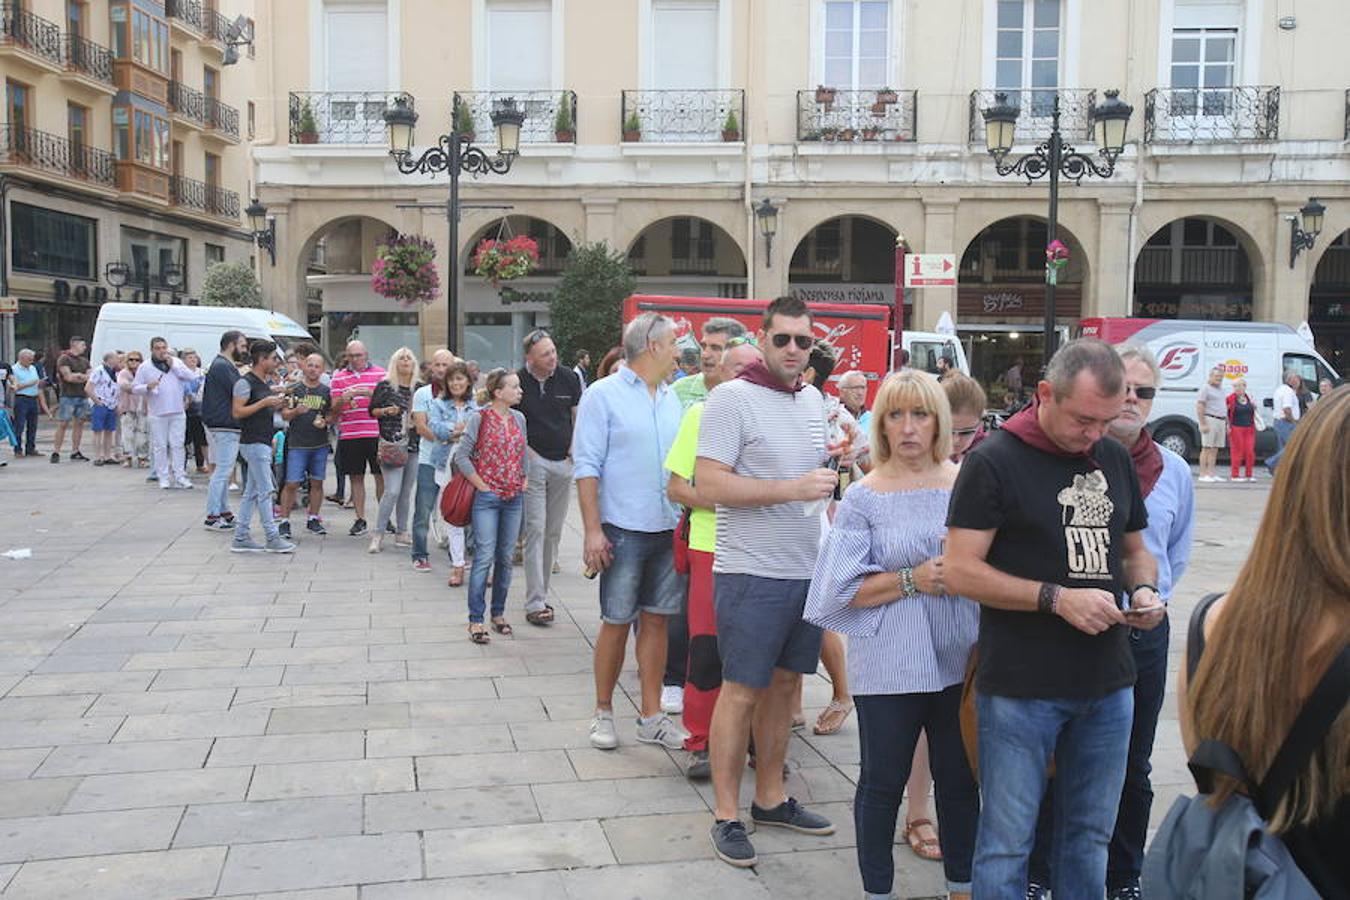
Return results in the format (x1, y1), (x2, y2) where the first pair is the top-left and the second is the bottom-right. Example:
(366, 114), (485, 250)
(695, 295), (849, 868)
(516, 329), (581, 626)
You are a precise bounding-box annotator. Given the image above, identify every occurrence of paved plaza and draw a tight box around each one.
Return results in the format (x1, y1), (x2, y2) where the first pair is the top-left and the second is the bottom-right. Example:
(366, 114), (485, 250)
(0, 450), (1267, 899)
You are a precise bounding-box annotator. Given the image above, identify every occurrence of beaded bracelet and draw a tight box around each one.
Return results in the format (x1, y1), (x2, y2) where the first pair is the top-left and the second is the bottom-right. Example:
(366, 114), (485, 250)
(897, 567), (918, 599)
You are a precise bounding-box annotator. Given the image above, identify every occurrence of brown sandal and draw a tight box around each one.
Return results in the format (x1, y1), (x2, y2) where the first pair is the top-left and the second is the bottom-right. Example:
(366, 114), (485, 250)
(468, 624), (490, 644)
(491, 619), (513, 636)
(903, 818), (943, 861)
(524, 605), (554, 627)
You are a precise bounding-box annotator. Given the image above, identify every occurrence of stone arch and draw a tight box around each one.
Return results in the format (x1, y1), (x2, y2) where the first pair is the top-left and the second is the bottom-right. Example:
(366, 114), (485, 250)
(1307, 227), (1350, 376)
(614, 207), (749, 269)
(460, 215), (576, 276)
(787, 215), (898, 293)
(622, 216), (748, 283)
(1132, 215), (1260, 320)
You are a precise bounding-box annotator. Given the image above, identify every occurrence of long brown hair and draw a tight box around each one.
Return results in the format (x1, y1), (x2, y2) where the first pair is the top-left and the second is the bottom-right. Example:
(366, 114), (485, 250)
(1189, 385), (1350, 831)
(440, 362), (472, 402)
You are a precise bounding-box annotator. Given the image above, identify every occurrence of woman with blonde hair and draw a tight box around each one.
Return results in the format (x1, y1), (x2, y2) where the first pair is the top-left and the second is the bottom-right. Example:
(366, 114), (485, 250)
(806, 370), (980, 900)
(1174, 385), (1348, 897)
(367, 346), (420, 553)
(1225, 376), (1258, 481)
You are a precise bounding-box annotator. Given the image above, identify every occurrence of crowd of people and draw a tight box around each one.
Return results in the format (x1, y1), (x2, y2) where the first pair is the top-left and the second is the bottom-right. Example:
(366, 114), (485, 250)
(2, 306), (1345, 900)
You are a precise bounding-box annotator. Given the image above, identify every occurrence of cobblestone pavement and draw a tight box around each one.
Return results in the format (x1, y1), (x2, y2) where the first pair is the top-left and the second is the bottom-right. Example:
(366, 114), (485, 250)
(0, 450), (1267, 899)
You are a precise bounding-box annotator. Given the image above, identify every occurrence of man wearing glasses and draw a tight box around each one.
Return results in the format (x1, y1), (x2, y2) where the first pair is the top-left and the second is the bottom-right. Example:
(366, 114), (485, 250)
(672, 317), (746, 411)
(516, 329), (581, 626)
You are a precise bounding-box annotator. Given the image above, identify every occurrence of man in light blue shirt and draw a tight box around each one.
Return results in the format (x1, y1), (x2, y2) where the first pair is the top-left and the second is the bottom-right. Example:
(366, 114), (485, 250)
(574, 312), (686, 754)
(9, 349), (45, 457)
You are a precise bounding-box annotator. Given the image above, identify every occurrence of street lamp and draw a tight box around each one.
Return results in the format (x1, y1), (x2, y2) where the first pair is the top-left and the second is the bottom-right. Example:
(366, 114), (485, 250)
(245, 198), (277, 266)
(755, 199), (779, 267)
(162, 262), (185, 304)
(105, 261), (130, 301)
(1288, 197), (1326, 268)
(383, 94), (526, 351)
(982, 89), (1133, 366)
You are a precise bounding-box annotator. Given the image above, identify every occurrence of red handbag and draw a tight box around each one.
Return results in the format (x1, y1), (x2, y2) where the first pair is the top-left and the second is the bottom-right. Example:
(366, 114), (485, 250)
(439, 471), (476, 527)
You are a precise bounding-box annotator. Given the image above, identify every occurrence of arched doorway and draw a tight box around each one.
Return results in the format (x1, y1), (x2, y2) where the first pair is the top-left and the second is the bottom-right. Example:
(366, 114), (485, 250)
(298, 215), (418, 365)
(460, 216), (574, 372)
(625, 217), (747, 299)
(1133, 218), (1254, 321)
(788, 215), (898, 312)
(1309, 230), (1350, 377)
(957, 216), (1088, 404)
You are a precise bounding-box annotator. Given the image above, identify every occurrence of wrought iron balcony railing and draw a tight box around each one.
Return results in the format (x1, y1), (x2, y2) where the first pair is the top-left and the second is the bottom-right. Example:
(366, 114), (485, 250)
(63, 33), (113, 83)
(1143, 86), (1280, 143)
(1, 125), (116, 186)
(169, 81), (206, 124)
(203, 8), (232, 44)
(620, 89), (745, 143)
(968, 88), (1097, 145)
(451, 90), (577, 143)
(169, 173), (207, 211)
(165, 0), (203, 31)
(206, 182), (239, 219)
(289, 92), (410, 144)
(798, 88), (917, 142)
(1, 4), (64, 66)
(206, 97), (240, 140)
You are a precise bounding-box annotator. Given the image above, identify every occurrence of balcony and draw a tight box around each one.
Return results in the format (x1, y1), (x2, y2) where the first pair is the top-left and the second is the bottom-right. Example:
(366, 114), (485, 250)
(620, 89), (745, 143)
(205, 97), (240, 141)
(62, 34), (114, 89)
(202, 8), (232, 47)
(169, 174), (238, 221)
(165, 0), (202, 33)
(1, 4), (64, 71)
(289, 92), (409, 144)
(452, 90), (577, 144)
(968, 88), (1097, 145)
(0, 124), (116, 188)
(798, 88), (916, 143)
(1143, 86), (1280, 143)
(169, 81), (206, 128)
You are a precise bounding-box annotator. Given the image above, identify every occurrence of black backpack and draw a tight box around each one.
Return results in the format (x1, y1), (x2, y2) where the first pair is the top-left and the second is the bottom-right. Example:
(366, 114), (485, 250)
(1142, 594), (1348, 899)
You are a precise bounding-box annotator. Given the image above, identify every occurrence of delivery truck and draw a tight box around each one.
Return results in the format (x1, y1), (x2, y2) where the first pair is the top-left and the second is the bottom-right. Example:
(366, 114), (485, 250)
(1078, 317), (1339, 459)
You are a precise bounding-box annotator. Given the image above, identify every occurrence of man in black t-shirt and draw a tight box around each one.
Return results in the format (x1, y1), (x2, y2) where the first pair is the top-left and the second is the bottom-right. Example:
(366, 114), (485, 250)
(279, 353), (333, 539)
(945, 339), (1163, 900)
(230, 341), (294, 554)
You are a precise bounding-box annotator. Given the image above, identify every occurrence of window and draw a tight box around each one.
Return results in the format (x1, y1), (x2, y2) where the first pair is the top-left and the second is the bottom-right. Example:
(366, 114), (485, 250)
(118, 107), (170, 168)
(247, 101), (255, 139)
(995, 0), (1060, 112)
(6, 80), (30, 135)
(203, 66), (218, 102)
(11, 203), (98, 279)
(170, 48), (182, 83)
(109, 5), (128, 57)
(120, 225), (186, 287)
(67, 1), (85, 38)
(1282, 354), (1335, 391)
(651, 0), (716, 90)
(129, 9), (168, 72)
(487, 0), (551, 90)
(1170, 28), (1237, 116)
(67, 103), (88, 170)
(204, 152), (220, 187)
(823, 0), (889, 90)
(324, 1), (388, 90)
(206, 243), (226, 268)
(671, 218), (715, 270)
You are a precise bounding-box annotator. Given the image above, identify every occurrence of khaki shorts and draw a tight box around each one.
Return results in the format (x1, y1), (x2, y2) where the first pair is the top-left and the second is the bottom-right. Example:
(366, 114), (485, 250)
(1201, 415), (1227, 449)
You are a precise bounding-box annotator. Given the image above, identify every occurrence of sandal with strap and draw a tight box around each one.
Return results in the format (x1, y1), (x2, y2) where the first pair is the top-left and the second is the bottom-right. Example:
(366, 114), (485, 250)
(525, 604), (554, 626)
(812, 699), (855, 735)
(468, 624), (490, 644)
(491, 619), (513, 636)
(903, 818), (943, 861)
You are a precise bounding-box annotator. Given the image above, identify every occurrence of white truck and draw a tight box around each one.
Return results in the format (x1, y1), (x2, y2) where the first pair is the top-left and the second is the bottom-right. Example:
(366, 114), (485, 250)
(91, 304), (315, 365)
(1078, 317), (1339, 459)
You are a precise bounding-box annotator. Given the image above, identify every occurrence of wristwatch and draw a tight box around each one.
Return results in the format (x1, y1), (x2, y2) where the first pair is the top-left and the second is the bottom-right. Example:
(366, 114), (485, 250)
(1038, 582), (1061, 615)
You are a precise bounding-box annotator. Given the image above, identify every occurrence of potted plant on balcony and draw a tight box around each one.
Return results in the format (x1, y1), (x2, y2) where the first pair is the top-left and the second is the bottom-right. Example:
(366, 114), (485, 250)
(815, 85), (837, 107)
(472, 235), (540, 288)
(721, 109), (740, 142)
(839, 126), (857, 142)
(296, 99), (319, 144)
(820, 126), (838, 142)
(553, 93), (575, 142)
(371, 232), (440, 310)
(861, 125), (880, 141)
(622, 111), (642, 142)
(875, 87), (898, 104)
(453, 99), (475, 142)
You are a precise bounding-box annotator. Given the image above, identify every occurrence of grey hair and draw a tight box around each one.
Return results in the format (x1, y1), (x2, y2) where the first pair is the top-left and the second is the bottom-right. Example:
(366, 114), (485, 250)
(837, 369), (868, 388)
(702, 317), (746, 340)
(18, 347), (34, 358)
(1114, 343), (1161, 387)
(623, 312), (675, 362)
(1045, 338), (1124, 400)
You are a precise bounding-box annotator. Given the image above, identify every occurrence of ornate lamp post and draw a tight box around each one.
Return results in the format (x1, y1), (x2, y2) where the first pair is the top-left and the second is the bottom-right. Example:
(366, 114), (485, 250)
(1288, 197), (1326, 268)
(981, 89), (1133, 366)
(755, 198), (780, 267)
(383, 95), (525, 351)
(245, 198), (277, 266)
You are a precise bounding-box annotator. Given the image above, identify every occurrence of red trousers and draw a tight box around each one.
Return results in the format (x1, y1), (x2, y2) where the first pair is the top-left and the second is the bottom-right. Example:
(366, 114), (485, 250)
(1230, 425), (1255, 478)
(682, 549), (719, 751)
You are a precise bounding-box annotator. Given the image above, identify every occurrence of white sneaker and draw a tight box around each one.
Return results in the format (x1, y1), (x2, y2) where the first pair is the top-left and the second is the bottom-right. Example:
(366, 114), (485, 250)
(229, 482), (240, 492)
(661, 684), (685, 715)
(1197, 476), (1213, 483)
(589, 710), (619, 750)
(636, 714), (689, 750)
(1212, 475), (1227, 482)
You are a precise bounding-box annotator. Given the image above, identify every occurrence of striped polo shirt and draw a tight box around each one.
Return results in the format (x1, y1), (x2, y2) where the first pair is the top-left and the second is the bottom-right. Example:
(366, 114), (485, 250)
(329, 364), (386, 441)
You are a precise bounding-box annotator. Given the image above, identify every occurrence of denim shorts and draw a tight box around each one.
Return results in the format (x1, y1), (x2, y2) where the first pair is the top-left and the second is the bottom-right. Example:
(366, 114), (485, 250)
(598, 523), (684, 625)
(714, 573), (823, 689)
(57, 397), (91, 421)
(285, 445), (330, 484)
(90, 405), (118, 432)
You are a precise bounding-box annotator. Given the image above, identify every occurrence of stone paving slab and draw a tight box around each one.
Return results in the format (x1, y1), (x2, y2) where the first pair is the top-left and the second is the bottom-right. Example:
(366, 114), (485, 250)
(363, 785), (540, 833)
(174, 796), (364, 848)
(423, 819), (616, 878)
(0, 847), (227, 900)
(62, 766), (253, 812)
(33, 738), (212, 777)
(246, 758), (414, 801)
(216, 833), (424, 895)
(0, 806), (183, 863)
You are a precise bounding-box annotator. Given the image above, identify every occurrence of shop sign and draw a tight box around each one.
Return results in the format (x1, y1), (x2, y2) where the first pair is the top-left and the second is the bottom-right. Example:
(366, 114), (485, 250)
(499, 286), (554, 306)
(791, 283), (896, 305)
(902, 254), (957, 287)
(1134, 297), (1253, 320)
(957, 284), (1082, 319)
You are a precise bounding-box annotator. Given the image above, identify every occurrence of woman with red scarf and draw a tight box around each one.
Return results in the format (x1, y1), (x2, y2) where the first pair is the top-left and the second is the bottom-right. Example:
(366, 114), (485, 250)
(453, 368), (530, 643)
(1226, 377), (1258, 481)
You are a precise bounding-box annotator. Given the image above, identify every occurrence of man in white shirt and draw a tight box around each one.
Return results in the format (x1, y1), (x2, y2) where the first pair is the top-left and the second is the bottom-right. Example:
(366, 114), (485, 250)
(1265, 369), (1302, 475)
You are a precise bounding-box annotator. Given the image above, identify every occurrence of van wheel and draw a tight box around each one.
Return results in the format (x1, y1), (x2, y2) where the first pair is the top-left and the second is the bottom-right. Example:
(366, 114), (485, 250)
(1153, 425), (1194, 460)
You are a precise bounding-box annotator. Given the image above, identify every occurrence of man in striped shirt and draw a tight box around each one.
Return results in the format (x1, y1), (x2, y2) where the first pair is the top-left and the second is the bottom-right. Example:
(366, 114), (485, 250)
(329, 341), (386, 536)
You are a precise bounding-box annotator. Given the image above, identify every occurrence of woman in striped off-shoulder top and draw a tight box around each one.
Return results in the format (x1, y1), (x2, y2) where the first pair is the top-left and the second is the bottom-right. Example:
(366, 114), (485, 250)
(805, 370), (980, 900)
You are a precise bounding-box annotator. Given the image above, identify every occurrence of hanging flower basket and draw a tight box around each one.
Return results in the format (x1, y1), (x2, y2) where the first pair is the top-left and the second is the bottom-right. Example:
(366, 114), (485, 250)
(472, 235), (540, 287)
(371, 232), (440, 309)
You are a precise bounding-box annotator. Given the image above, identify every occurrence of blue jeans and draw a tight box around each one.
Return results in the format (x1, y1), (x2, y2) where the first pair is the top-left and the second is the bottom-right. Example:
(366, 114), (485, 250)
(410, 464), (440, 563)
(207, 429), (241, 517)
(467, 490), (523, 623)
(1265, 418), (1296, 471)
(235, 441), (279, 542)
(1028, 619), (1171, 891)
(973, 687), (1133, 900)
(14, 395), (39, 454)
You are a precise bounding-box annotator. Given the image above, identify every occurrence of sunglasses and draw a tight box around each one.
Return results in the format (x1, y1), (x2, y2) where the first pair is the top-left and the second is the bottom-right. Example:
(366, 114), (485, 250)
(524, 329), (550, 351)
(1126, 385), (1157, 400)
(769, 333), (813, 350)
(725, 335), (758, 348)
(127, 357), (143, 362)
(952, 426), (980, 438)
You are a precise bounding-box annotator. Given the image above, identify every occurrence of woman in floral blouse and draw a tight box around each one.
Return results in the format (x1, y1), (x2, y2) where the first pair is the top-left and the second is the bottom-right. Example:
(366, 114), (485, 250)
(453, 368), (529, 643)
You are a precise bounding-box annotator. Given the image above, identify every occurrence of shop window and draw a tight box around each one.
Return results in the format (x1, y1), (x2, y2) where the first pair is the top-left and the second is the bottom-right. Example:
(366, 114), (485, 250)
(10, 202), (98, 279)
(121, 225), (187, 287)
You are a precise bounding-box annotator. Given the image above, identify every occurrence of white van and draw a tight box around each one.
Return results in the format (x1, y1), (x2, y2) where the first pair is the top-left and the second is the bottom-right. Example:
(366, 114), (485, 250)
(903, 331), (970, 376)
(1079, 317), (1339, 459)
(92, 304), (315, 364)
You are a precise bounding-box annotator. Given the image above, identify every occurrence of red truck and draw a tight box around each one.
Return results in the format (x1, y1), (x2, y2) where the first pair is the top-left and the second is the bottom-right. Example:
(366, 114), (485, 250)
(622, 294), (893, 402)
